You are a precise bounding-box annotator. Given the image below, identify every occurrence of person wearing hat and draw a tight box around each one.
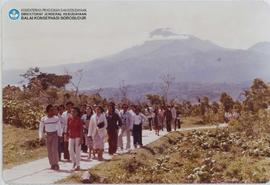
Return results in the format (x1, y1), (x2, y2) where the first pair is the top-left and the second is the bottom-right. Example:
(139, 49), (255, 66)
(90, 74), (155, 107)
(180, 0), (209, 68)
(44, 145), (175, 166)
(106, 102), (122, 155)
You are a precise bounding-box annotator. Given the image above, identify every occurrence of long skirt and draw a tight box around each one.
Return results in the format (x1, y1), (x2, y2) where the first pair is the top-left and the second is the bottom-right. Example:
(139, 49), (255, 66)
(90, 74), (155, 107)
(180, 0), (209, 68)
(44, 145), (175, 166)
(93, 133), (104, 150)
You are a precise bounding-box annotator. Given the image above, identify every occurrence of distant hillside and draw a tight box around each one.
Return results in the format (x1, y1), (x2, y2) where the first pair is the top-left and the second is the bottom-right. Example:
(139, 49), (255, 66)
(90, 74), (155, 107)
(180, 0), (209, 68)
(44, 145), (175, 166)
(83, 82), (250, 102)
(3, 29), (270, 96)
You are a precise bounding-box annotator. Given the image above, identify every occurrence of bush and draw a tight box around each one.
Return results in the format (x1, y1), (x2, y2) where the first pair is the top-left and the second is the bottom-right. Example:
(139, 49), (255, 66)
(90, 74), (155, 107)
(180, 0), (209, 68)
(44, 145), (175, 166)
(3, 99), (44, 129)
(230, 109), (270, 136)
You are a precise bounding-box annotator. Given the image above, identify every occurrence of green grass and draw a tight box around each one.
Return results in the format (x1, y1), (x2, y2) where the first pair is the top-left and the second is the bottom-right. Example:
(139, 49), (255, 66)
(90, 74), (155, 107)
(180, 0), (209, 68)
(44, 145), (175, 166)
(3, 124), (47, 169)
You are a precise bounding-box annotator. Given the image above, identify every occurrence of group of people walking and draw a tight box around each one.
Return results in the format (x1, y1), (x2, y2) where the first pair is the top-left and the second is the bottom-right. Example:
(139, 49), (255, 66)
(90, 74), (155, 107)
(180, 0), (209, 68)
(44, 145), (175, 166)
(38, 101), (181, 171)
(145, 105), (181, 136)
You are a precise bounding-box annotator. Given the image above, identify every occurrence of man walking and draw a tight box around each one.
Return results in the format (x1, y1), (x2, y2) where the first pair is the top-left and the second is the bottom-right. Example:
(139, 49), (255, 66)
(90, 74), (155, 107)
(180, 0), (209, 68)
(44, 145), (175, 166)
(118, 103), (133, 150)
(62, 101), (74, 161)
(39, 104), (62, 170)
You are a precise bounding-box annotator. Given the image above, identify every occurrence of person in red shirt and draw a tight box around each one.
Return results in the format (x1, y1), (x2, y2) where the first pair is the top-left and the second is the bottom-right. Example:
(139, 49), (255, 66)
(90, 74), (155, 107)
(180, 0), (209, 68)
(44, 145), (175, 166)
(66, 107), (83, 171)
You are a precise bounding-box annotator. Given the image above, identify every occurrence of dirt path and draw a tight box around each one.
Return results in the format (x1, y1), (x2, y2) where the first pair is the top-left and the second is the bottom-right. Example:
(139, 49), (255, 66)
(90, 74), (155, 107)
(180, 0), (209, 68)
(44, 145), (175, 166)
(3, 123), (227, 184)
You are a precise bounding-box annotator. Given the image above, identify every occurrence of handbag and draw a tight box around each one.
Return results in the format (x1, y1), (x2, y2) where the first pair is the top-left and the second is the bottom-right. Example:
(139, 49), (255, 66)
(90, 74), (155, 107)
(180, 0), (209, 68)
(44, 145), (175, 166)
(97, 121), (105, 129)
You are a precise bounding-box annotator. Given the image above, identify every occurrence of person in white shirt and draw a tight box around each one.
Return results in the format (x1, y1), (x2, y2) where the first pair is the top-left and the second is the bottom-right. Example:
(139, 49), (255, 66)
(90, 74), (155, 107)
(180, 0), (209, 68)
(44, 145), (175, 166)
(132, 106), (146, 148)
(39, 104), (62, 170)
(171, 105), (177, 131)
(145, 107), (153, 131)
(81, 106), (94, 159)
(54, 104), (65, 161)
(62, 101), (74, 161)
(88, 106), (107, 161)
(118, 103), (133, 150)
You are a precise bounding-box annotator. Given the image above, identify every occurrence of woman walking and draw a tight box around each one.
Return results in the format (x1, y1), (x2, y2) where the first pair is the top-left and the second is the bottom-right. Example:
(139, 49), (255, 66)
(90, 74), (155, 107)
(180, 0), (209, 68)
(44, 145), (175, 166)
(88, 106), (107, 161)
(39, 104), (62, 170)
(66, 107), (84, 171)
(81, 106), (94, 159)
(106, 102), (122, 155)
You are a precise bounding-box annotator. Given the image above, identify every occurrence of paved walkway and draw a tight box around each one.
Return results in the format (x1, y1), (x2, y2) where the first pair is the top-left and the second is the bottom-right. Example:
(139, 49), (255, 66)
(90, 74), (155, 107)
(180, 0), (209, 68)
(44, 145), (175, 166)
(3, 124), (227, 184)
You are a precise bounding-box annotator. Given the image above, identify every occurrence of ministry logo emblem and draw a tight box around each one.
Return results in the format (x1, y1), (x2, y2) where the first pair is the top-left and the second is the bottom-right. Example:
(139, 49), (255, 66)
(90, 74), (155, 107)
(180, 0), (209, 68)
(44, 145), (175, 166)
(9, 9), (20, 20)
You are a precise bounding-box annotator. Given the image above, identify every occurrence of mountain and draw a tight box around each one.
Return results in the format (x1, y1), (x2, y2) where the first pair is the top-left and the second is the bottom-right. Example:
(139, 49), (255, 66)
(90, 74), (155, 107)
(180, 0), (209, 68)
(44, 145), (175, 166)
(3, 28), (270, 100)
(84, 82), (249, 102)
(249, 42), (270, 54)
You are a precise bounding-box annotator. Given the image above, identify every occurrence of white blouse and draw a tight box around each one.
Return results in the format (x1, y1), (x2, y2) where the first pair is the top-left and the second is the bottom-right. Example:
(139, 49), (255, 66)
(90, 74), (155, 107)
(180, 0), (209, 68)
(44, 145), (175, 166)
(87, 113), (107, 138)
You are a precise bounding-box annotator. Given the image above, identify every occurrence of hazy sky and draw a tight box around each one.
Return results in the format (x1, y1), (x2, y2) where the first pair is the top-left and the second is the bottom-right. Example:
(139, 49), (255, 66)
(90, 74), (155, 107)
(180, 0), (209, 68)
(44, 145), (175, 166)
(2, 0), (270, 70)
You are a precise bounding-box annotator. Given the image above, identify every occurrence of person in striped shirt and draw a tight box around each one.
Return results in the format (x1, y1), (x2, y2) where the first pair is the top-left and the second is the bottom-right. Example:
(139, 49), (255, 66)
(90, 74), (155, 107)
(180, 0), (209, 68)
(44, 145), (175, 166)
(39, 104), (62, 170)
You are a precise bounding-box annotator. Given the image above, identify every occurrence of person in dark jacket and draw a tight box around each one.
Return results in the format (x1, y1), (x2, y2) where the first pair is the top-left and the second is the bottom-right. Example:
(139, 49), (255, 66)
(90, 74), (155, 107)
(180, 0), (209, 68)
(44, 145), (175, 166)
(106, 102), (122, 155)
(164, 106), (172, 132)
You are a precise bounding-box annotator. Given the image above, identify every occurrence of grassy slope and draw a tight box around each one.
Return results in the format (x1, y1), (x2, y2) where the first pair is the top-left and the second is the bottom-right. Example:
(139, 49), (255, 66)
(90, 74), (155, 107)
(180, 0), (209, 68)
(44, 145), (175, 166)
(58, 128), (270, 183)
(3, 124), (47, 169)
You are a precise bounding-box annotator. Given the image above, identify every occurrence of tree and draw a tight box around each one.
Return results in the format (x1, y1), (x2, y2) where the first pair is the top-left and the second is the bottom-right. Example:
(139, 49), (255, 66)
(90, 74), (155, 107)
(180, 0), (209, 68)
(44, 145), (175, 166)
(242, 78), (270, 112)
(211, 101), (219, 114)
(20, 67), (41, 84)
(160, 74), (175, 103)
(65, 68), (84, 97)
(200, 96), (210, 115)
(219, 92), (234, 112)
(146, 94), (165, 106)
(21, 67), (71, 90)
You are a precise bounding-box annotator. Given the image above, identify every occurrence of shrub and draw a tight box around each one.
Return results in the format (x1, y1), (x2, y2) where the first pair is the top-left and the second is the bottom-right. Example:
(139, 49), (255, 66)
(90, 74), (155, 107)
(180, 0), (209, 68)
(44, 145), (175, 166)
(230, 109), (270, 136)
(3, 99), (44, 129)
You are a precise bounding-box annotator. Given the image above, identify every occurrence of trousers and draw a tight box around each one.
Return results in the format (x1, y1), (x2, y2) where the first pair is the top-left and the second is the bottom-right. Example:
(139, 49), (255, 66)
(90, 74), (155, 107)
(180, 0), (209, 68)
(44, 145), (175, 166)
(46, 132), (59, 166)
(68, 138), (81, 167)
(118, 125), (131, 149)
(133, 124), (142, 146)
